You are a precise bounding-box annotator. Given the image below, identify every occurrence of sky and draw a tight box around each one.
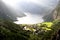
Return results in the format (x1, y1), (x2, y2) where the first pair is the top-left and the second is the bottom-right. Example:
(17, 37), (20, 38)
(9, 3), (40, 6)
(1, 0), (59, 24)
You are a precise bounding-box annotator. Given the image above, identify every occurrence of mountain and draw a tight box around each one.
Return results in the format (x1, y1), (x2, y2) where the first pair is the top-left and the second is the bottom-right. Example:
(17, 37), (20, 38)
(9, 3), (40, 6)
(43, 1), (60, 22)
(0, 19), (29, 40)
(43, 13), (54, 22)
(52, 1), (60, 20)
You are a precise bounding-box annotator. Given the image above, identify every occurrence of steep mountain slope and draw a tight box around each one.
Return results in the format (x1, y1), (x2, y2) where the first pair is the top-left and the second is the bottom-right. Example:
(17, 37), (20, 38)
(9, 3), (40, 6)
(43, 1), (60, 22)
(53, 1), (60, 20)
(0, 19), (29, 40)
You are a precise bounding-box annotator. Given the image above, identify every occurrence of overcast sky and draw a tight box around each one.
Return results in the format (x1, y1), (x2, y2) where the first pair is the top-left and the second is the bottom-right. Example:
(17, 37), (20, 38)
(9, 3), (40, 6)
(2, 0), (59, 16)
(1, 0), (59, 24)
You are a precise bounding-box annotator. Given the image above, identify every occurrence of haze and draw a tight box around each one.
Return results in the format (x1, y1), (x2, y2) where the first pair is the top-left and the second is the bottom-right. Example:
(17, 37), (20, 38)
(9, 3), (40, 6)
(1, 0), (59, 24)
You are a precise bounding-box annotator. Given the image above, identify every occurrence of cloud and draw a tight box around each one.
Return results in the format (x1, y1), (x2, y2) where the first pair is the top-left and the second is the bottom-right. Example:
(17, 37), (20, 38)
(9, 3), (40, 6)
(1, 0), (59, 24)
(14, 12), (44, 24)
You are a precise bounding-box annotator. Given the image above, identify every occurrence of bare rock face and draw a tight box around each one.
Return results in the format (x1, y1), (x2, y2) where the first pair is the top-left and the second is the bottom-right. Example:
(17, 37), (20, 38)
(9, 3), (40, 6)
(43, 2), (60, 22)
(53, 1), (60, 20)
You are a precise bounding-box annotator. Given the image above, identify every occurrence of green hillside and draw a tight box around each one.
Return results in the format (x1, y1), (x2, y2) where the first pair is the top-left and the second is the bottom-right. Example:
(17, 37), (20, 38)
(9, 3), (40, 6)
(0, 19), (60, 40)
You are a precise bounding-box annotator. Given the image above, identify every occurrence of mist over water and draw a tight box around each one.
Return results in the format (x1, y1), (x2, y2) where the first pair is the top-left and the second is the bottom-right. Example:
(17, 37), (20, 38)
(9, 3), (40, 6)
(1, 0), (59, 24)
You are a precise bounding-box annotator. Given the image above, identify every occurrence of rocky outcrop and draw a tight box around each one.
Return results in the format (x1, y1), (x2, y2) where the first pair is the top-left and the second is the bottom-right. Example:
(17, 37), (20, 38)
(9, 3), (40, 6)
(53, 1), (60, 20)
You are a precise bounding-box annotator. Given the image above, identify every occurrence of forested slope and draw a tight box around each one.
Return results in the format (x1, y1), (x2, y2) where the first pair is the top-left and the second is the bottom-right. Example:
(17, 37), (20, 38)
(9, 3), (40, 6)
(0, 19), (60, 40)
